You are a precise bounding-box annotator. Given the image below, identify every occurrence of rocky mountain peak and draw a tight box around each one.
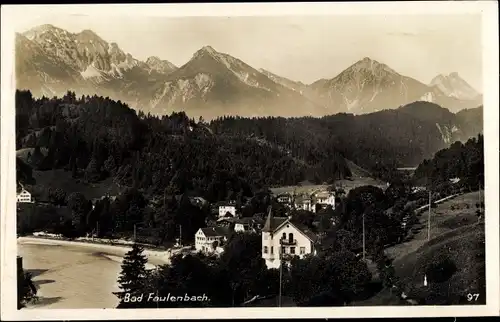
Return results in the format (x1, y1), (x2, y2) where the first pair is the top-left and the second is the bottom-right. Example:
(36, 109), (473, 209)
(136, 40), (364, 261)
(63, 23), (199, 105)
(145, 56), (177, 74)
(430, 72), (480, 100)
(349, 57), (398, 75)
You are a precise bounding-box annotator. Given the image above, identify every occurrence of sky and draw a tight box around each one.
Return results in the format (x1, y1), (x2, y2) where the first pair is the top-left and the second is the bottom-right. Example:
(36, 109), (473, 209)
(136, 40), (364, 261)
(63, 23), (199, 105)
(13, 13), (483, 91)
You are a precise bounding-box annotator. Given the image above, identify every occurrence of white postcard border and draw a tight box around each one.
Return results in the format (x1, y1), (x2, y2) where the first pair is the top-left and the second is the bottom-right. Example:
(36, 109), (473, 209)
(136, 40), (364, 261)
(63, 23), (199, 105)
(1, 2), (499, 320)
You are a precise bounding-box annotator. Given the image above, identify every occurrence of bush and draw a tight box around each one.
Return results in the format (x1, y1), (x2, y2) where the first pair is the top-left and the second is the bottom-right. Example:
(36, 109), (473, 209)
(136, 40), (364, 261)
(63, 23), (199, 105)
(425, 255), (457, 283)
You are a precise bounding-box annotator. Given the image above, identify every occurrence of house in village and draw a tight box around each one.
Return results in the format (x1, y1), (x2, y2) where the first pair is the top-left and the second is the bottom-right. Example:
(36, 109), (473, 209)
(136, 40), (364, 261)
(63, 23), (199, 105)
(312, 190), (335, 210)
(293, 194), (315, 213)
(234, 217), (264, 233)
(261, 207), (319, 269)
(276, 192), (293, 206)
(218, 200), (237, 218)
(215, 216), (264, 233)
(194, 227), (231, 254)
(17, 187), (33, 203)
(216, 216), (236, 228)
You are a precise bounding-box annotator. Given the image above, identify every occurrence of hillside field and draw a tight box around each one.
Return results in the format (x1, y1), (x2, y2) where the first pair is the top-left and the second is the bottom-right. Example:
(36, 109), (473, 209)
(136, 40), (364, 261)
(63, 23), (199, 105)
(25, 169), (123, 201)
(354, 191), (485, 305)
(270, 160), (387, 196)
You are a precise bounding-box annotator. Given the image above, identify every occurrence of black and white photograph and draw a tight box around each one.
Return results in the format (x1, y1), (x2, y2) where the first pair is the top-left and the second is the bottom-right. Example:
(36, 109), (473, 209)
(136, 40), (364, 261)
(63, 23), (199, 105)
(1, 2), (499, 320)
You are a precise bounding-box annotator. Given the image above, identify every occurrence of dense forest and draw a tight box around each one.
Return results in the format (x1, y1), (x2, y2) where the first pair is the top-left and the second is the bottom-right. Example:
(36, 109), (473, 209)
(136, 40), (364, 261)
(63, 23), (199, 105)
(414, 134), (484, 190)
(15, 90), (352, 198)
(16, 91), (482, 197)
(210, 101), (482, 177)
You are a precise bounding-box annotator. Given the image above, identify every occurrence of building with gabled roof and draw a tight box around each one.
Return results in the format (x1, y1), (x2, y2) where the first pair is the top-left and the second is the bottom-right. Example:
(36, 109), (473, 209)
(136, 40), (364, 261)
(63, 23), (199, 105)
(195, 227), (231, 254)
(261, 206), (319, 269)
(16, 186), (33, 203)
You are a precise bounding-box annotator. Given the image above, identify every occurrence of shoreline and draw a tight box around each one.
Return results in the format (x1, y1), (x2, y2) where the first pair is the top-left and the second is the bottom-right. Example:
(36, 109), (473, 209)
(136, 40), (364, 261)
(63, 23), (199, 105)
(17, 236), (173, 265)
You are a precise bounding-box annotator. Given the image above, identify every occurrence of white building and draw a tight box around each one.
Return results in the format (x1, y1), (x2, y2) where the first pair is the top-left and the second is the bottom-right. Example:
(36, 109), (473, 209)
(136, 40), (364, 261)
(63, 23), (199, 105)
(313, 191), (335, 208)
(234, 217), (260, 233)
(195, 227), (230, 254)
(261, 208), (318, 269)
(294, 195), (315, 213)
(218, 201), (237, 218)
(17, 188), (33, 203)
(276, 193), (293, 205)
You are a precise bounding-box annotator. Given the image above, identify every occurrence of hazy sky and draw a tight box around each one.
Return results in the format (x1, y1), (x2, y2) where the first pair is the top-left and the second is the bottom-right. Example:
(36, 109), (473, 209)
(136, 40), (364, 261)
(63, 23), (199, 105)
(14, 14), (483, 91)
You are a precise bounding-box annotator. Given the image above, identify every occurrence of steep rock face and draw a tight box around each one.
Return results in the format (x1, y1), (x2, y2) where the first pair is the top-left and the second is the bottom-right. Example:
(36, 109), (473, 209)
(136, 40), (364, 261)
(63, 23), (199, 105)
(23, 25), (143, 78)
(145, 46), (324, 118)
(16, 24), (482, 119)
(430, 72), (481, 100)
(17, 24), (176, 106)
(15, 33), (89, 97)
(145, 56), (178, 75)
(310, 57), (431, 114)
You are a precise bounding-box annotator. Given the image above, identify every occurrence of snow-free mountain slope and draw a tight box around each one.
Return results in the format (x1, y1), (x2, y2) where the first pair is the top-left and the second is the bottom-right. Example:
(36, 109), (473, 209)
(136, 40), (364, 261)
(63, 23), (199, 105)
(146, 45), (325, 118)
(16, 25), (483, 118)
(310, 57), (431, 114)
(430, 72), (481, 101)
(310, 57), (482, 115)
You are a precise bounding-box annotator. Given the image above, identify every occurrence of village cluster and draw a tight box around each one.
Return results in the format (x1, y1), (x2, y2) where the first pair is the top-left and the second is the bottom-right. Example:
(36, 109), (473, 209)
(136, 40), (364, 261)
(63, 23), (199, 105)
(194, 190), (335, 269)
(17, 185), (336, 270)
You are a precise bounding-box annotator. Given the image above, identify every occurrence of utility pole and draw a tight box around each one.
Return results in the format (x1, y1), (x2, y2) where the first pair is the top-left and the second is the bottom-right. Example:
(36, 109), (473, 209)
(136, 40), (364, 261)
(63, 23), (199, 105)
(279, 254), (283, 307)
(427, 190), (431, 242)
(179, 225), (182, 247)
(478, 180), (482, 223)
(362, 212), (366, 261)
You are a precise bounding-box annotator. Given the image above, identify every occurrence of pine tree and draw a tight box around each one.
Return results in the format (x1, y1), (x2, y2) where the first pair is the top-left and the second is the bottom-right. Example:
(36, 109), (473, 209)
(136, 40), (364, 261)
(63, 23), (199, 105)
(116, 243), (148, 303)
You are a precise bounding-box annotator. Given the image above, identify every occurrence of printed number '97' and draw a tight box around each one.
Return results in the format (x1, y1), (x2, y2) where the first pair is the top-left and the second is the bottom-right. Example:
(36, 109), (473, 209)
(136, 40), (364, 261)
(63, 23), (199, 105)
(467, 293), (480, 301)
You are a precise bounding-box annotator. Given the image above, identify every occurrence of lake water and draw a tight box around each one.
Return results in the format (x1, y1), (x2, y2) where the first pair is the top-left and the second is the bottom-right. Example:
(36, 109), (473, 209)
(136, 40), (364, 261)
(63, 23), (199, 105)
(17, 241), (153, 309)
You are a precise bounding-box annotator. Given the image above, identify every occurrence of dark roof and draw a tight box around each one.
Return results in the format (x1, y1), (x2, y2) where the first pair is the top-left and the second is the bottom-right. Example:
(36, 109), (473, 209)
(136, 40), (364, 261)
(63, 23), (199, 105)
(314, 191), (333, 199)
(262, 207), (289, 232)
(277, 218), (319, 243)
(217, 200), (236, 207)
(200, 227), (230, 237)
(235, 217), (254, 225)
(217, 217), (237, 223)
(294, 195), (312, 204)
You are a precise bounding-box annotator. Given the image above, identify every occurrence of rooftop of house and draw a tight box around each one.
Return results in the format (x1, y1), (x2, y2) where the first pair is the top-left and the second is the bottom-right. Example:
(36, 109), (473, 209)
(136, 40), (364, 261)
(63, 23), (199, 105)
(234, 217), (256, 225)
(200, 226), (231, 237)
(262, 207), (319, 242)
(314, 191), (333, 199)
(294, 195), (312, 204)
(287, 219), (319, 243)
(217, 200), (237, 207)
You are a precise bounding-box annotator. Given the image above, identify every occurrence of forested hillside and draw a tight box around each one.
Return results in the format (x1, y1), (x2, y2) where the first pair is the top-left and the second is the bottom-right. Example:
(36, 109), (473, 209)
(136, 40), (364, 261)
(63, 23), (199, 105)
(210, 101), (482, 177)
(15, 90), (352, 201)
(414, 134), (484, 190)
(16, 91), (482, 198)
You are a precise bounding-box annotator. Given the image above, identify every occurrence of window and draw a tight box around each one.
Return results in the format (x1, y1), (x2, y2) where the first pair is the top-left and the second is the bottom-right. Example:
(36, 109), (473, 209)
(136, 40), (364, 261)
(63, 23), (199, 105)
(281, 246), (285, 254)
(288, 233), (294, 243)
(290, 247), (296, 254)
(300, 247), (305, 255)
(282, 232), (286, 240)
(271, 246), (274, 255)
(264, 246), (268, 254)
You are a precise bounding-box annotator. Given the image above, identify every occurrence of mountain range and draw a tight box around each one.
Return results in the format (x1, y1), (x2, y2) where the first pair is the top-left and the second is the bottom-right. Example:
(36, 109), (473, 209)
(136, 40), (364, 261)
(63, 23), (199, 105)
(15, 24), (482, 119)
